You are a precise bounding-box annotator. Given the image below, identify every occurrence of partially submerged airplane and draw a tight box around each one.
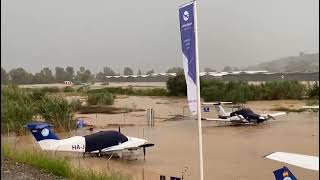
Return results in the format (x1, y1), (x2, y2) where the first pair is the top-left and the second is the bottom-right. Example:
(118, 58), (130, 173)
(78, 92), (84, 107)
(202, 102), (286, 125)
(24, 122), (154, 159)
(265, 152), (319, 171)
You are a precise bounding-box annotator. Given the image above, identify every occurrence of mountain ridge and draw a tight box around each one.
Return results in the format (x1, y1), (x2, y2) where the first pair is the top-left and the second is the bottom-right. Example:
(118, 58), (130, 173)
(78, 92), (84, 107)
(245, 52), (319, 72)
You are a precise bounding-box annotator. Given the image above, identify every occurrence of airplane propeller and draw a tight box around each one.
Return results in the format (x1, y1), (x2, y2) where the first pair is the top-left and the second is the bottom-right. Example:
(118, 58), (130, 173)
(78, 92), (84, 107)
(269, 115), (275, 120)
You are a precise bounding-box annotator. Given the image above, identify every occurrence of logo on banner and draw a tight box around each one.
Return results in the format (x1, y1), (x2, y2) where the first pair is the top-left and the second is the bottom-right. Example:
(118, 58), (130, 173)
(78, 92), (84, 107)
(183, 11), (189, 21)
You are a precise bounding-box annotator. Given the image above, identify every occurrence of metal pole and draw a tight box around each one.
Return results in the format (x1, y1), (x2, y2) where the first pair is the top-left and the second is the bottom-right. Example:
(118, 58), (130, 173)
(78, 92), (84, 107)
(152, 109), (154, 126)
(182, 106), (185, 120)
(142, 167), (145, 180)
(147, 109), (149, 126)
(123, 112), (125, 125)
(194, 1), (204, 180)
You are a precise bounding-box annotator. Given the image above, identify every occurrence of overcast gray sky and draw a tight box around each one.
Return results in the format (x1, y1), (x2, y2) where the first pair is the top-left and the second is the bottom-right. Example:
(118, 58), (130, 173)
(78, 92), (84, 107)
(1, 0), (319, 74)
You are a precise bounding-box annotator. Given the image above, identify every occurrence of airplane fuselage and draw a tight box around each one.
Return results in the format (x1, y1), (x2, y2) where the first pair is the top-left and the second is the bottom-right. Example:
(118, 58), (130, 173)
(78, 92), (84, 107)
(25, 123), (154, 157)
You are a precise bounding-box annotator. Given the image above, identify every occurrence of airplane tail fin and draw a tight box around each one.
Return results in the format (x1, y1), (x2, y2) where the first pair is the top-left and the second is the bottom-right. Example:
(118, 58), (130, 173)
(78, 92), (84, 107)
(24, 122), (59, 142)
(214, 103), (228, 118)
(273, 166), (297, 180)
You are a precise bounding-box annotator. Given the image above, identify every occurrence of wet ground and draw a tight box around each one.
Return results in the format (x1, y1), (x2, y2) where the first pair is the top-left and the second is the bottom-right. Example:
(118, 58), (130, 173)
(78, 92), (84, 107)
(2, 97), (319, 180)
(77, 112), (319, 180)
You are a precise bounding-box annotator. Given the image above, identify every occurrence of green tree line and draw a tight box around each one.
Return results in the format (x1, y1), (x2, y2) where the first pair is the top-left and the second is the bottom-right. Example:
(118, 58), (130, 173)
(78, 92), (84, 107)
(1, 66), (96, 85)
(1, 66), (188, 85)
(167, 74), (319, 102)
(0, 66), (155, 85)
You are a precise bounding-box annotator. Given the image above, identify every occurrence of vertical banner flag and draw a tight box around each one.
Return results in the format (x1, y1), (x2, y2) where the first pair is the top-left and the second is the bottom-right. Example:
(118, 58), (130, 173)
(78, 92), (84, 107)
(179, 2), (204, 179)
(179, 1), (197, 115)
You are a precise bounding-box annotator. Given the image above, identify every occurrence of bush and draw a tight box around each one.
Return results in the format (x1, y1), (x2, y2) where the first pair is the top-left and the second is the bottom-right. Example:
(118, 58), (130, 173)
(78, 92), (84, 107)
(101, 82), (109, 85)
(40, 87), (61, 93)
(305, 99), (319, 106)
(70, 99), (82, 111)
(88, 87), (132, 95)
(1, 86), (78, 134)
(87, 92), (114, 105)
(166, 74), (187, 96)
(307, 82), (319, 99)
(30, 89), (47, 101)
(38, 96), (76, 131)
(1, 87), (35, 134)
(63, 86), (74, 92)
(201, 85), (224, 102)
(201, 80), (306, 102)
(87, 87), (168, 97)
(73, 81), (83, 85)
(77, 86), (89, 93)
(261, 81), (305, 100)
(200, 80), (254, 103)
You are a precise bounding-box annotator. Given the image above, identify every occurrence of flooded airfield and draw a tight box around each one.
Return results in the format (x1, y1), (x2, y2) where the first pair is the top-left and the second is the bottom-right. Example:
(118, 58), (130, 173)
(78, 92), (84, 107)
(2, 97), (319, 180)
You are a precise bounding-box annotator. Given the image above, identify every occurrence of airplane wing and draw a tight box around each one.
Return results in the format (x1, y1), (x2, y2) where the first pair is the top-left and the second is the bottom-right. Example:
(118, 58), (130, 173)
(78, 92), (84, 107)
(302, 105), (319, 109)
(261, 112), (286, 118)
(202, 102), (233, 105)
(202, 118), (231, 122)
(265, 152), (319, 171)
(269, 112), (286, 117)
(89, 145), (138, 154)
(97, 137), (154, 153)
(203, 116), (249, 123)
(100, 145), (139, 153)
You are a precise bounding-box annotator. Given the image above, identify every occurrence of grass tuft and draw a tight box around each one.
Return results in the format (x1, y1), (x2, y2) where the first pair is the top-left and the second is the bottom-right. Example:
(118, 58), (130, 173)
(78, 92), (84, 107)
(1, 144), (128, 180)
(1, 144), (71, 177)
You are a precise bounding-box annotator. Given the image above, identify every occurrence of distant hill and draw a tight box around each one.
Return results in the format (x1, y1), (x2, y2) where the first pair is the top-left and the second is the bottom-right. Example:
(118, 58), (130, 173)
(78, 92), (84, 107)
(245, 52), (319, 72)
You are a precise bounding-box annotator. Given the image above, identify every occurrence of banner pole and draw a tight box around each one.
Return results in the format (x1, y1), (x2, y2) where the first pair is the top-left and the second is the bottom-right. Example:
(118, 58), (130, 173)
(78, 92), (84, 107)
(194, 1), (204, 180)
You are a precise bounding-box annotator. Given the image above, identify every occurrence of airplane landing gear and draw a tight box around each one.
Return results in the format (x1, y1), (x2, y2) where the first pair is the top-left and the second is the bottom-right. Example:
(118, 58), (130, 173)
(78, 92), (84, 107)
(97, 150), (102, 157)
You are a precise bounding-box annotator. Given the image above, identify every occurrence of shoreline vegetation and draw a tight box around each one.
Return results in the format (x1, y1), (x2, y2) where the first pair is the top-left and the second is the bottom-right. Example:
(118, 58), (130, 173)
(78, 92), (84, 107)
(1, 144), (127, 180)
(1, 78), (318, 135)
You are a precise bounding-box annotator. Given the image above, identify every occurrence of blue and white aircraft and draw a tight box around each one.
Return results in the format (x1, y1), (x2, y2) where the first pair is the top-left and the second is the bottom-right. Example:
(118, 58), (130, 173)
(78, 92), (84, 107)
(24, 122), (154, 159)
(265, 152), (319, 171)
(202, 102), (286, 125)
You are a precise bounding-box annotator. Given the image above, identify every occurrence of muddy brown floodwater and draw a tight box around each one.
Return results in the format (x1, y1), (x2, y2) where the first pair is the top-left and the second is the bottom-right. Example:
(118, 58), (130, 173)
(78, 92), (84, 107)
(2, 97), (319, 180)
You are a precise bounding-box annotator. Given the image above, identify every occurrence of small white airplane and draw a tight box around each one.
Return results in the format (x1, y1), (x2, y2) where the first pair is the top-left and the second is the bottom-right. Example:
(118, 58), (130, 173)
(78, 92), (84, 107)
(202, 102), (286, 125)
(24, 122), (154, 159)
(265, 152), (319, 171)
